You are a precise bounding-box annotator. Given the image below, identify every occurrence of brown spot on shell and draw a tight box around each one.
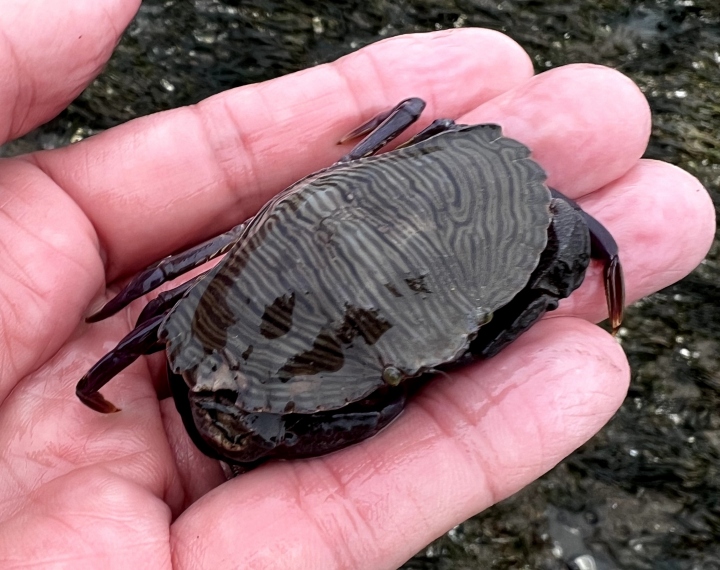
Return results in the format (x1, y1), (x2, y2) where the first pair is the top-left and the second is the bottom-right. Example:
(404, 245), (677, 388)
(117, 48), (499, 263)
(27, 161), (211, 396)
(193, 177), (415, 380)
(260, 292), (296, 339)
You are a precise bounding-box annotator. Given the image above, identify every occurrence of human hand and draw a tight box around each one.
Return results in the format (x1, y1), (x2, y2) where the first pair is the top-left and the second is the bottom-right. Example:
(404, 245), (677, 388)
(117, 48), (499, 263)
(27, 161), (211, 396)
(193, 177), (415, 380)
(0, 1), (714, 568)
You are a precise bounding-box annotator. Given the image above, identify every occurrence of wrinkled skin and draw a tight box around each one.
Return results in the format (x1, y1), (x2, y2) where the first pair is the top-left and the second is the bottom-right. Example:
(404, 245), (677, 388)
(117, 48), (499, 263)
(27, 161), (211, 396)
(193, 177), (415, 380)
(0, 1), (714, 568)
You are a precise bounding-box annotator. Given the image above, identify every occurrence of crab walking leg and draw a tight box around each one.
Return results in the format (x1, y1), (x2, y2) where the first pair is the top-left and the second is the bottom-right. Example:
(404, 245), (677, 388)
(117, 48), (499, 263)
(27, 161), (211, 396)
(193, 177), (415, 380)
(550, 188), (625, 332)
(86, 220), (250, 323)
(396, 118), (459, 148)
(585, 214), (624, 332)
(472, 191), (625, 359)
(336, 97), (426, 163)
(134, 274), (206, 326)
(76, 313), (167, 413)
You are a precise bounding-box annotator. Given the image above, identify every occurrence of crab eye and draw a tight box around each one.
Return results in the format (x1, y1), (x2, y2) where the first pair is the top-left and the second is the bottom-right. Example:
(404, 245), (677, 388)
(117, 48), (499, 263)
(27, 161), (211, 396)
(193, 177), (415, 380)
(382, 366), (404, 386)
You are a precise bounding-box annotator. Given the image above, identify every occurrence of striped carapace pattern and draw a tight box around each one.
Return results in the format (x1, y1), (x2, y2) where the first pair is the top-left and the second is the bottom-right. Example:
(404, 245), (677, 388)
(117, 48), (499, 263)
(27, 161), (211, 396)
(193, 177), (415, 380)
(160, 124), (552, 415)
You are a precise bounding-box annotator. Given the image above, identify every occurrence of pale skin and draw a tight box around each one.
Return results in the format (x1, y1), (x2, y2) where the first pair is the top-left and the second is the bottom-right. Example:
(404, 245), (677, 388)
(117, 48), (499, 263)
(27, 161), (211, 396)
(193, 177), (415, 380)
(0, 1), (715, 568)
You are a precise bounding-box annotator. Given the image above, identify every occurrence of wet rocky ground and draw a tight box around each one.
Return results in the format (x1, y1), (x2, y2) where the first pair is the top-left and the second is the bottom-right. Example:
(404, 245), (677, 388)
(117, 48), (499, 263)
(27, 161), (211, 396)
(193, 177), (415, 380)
(3, 0), (719, 568)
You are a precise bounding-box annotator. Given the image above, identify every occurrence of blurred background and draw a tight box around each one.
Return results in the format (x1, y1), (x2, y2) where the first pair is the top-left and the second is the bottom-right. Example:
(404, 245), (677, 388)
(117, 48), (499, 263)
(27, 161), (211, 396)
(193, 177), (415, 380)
(2, 1), (718, 568)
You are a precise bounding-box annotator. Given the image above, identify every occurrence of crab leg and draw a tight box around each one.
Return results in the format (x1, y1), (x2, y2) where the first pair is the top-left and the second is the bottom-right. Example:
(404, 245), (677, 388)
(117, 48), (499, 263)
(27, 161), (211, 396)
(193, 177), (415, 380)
(76, 313), (166, 413)
(134, 274), (205, 326)
(550, 189), (625, 332)
(336, 97), (426, 163)
(86, 221), (250, 323)
(585, 214), (624, 333)
(395, 118), (458, 148)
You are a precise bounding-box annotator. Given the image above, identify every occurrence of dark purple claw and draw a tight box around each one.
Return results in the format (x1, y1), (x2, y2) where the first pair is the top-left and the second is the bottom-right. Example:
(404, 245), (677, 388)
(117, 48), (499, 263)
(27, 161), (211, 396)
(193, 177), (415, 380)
(396, 118), (458, 148)
(85, 261), (169, 323)
(584, 209), (624, 334)
(338, 107), (396, 143)
(77, 389), (120, 414)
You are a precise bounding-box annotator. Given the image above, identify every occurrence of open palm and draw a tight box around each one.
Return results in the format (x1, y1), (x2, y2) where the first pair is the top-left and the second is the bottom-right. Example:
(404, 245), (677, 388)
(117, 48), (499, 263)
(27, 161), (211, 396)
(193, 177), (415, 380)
(0, 1), (714, 568)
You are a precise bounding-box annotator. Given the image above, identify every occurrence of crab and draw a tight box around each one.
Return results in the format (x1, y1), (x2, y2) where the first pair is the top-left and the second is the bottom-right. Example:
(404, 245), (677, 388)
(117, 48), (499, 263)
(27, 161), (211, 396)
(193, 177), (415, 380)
(77, 98), (624, 470)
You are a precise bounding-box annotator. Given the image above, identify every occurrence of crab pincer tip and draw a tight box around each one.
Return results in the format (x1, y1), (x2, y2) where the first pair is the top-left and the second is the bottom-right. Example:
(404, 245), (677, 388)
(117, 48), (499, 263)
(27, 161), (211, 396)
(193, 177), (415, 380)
(76, 386), (121, 414)
(605, 256), (625, 337)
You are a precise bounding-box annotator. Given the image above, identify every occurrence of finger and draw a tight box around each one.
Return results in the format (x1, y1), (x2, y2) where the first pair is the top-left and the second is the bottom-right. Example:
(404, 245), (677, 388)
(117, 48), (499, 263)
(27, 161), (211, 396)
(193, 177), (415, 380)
(170, 318), (629, 569)
(556, 159), (715, 324)
(0, 468), (172, 569)
(0, 0), (139, 143)
(35, 28), (535, 280)
(462, 64), (652, 197)
(0, 159), (101, 400)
